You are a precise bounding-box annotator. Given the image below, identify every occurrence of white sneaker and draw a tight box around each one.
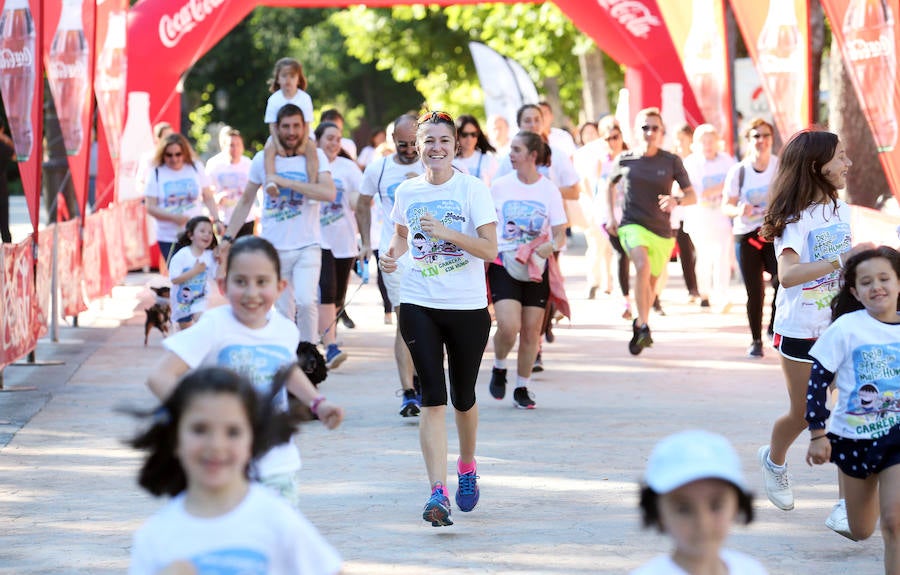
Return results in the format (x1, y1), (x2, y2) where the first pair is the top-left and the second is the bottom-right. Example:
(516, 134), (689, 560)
(825, 499), (857, 540)
(758, 445), (794, 510)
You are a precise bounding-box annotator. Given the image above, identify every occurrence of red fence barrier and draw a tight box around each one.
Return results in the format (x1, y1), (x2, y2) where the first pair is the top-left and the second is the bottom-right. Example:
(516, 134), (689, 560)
(58, 219), (87, 317)
(0, 238), (39, 370)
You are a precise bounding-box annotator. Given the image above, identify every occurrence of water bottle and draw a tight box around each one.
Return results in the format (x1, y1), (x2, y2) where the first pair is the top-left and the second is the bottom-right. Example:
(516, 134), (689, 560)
(356, 257), (370, 284)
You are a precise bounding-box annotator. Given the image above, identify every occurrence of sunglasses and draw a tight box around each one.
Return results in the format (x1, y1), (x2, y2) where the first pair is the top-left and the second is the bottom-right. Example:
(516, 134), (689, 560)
(605, 133), (621, 142)
(165, 151), (183, 158)
(750, 132), (773, 140)
(641, 125), (661, 133)
(417, 111), (454, 125)
(460, 131), (478, 138)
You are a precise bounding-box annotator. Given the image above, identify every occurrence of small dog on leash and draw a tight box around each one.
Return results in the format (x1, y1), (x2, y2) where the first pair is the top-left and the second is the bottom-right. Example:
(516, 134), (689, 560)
(144, 286), (171, 346)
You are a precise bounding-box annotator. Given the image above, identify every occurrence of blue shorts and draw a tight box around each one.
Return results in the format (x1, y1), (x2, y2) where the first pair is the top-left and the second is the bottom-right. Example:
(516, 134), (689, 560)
(773, 333), (815, 363)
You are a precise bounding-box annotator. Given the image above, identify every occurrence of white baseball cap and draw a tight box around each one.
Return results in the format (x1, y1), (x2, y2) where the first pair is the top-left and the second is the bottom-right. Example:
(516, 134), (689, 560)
(644, 429), (747, 494)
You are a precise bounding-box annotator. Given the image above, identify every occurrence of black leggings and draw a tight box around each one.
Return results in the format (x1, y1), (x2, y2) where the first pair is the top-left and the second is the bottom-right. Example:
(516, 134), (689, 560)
(318, 249), (354, 306)
(398, 304), (490, 411)
(373, 249), (392, 314)
(607, 229), (630, 297)
(736, 229), (778, 341)
(676, 222), (698, 295)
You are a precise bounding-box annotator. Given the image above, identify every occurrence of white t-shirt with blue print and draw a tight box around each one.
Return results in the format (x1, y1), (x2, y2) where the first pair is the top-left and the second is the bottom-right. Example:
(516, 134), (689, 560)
(724, 156), (779, 236)
(168, 247), (217, 322)
(320, 155), (362, 258)
(143, 162), (210, 243)
(163, 305), (301, 477)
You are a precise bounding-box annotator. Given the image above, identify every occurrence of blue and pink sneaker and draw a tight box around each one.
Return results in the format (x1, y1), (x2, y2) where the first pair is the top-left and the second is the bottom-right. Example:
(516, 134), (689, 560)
(423, 483), (453, 527)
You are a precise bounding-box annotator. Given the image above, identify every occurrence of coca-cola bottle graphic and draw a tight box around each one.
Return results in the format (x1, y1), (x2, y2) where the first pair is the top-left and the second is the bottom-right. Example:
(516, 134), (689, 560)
(757, 0), (803, 140)
(48, 0), (89, 156)
(94, 11), (126, 162)
(844, 0), (897, 152)
(683, 0), (726, 134)
(117, 91), (154, 202)
(0, 0), (36, 162)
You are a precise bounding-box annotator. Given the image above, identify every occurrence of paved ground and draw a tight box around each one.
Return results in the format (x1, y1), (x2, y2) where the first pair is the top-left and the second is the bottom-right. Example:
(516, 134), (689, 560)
(0, 227), (886, 574)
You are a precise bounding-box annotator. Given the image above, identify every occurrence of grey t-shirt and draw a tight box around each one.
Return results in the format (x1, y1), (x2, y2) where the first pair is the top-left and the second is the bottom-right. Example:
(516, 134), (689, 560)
(610, 149), (691, 238)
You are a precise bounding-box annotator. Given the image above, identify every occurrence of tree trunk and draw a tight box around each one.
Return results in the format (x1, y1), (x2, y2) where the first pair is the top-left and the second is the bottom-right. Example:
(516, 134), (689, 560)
(578, 46), (609, 124)
(541, 77), (569, 130)
(828, 35), (892, 208)
(809, 0), (825, 124)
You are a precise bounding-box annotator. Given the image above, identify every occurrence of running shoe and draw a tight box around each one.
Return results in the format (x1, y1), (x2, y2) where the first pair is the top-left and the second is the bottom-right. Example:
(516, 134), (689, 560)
(545, 324), (555, 343)
(747, 340), (764, 358)
(628, 324), (653, 355)
(324, 344), (347, 370)
(423, 485), (453, 527)
(513, 386), (536, 409)
(489, 367), (507, 400)
(825, 499), (856, 540)
(456, 470), (480, 512)
(339, 311), (356, 329)
(700, 298), (711, 308)
(758, 445), (794, 510)
(652, 296), (666, 316)
(399, 388), (421, 418)
(622, 303), (633, 321)
(532, 353), (544, 373)
(587, 285), (598, 300)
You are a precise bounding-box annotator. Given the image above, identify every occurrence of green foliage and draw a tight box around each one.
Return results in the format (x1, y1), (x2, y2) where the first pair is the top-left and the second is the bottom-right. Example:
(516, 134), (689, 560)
(188, 102), (213, 154)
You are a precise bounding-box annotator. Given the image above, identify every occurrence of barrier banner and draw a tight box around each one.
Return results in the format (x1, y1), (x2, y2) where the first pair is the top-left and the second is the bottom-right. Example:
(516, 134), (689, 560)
(102, 205), (127, 288)
(35, 223), (52, 337)
(43, 0), (95, 219)
(57, 218), (85, 316)
(0, 0), (44, 239)
(658, 0), (734, 153)
(121, 198), (150, 269)
(82, 212), (107, 301)
(821, 0), (900, 203)
(0, 237), (38, 369)
(731, 0), (812, 142)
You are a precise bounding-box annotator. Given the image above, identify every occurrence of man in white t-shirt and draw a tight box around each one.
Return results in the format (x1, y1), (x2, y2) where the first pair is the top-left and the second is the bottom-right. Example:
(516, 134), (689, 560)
(356, 113), (424, 417)
(207, 126), (255, 238)
(222, 104), (336, 344)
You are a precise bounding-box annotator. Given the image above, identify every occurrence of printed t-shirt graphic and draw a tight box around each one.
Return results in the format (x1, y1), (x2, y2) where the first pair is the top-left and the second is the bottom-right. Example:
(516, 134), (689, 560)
(217, 343), (293, 411)
(320, 178), (345, 227)
(163, 177), (199, 212)
(405, 199), (466, 275)
(500, 200), (548, 249)
(265, 171), (308, 223)
(190, 548), (268, 574)
(801, 222), (851, 310)
(845, 344), (900, 431)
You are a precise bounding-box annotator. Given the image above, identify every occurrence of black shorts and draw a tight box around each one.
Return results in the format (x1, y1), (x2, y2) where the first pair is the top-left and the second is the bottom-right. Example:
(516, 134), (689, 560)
(487, 262), (549, 308)
(773, 333), (816, 363)
(828, 429), (900, 479)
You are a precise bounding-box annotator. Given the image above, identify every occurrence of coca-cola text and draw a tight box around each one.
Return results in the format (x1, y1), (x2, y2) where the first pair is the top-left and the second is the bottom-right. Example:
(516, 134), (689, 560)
(159, 0), (226, 48)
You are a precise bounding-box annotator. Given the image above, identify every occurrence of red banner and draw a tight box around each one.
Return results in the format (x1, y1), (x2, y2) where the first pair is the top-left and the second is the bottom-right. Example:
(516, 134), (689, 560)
(0, 237), (39, 369)
(94, 1), (126, 178)
(658, 0), (734, 153)
(731, 0), (813, 142)
(0, 0), (43, 239)
(57, 218), (85, 316)
(122, 198), (150, 269)
(35, 223), (52, 336)
(102, 204), (127, 287)
(44, 0), (95, 219)
(822, 0), (900, 203)
(82, 211), (107, 300)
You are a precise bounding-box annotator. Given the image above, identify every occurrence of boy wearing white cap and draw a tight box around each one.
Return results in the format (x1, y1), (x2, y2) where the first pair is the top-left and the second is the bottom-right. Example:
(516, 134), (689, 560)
(633, 430), (768, 575)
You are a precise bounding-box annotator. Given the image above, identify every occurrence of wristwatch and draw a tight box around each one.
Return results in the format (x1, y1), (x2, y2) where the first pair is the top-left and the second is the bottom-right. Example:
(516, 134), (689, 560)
(221, 234), (234, 244)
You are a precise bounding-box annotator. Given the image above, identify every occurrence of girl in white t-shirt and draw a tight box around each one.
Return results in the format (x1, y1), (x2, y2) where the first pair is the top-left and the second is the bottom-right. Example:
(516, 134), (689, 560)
(487, 131), (567, 411)
(168, 216), (218, 329)
(453, 115), (499, 186)
(633, 430), (767, 575)
(146, 236), (344, 509)
(264, 58), (318, 196)
(128, 366), (342, 575)
(757, 130), (874, 521)
(806, 247), (900, 560)
(380, 111), (498, 527)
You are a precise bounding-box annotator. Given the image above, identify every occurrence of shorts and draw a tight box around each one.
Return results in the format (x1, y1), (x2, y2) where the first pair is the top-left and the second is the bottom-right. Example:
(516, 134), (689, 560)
(773, 333), (815, 363)
(175, 314), (195, 325)
(618, 224), (675, 277)
(487, 262), (549, 308)
(828, 430), (900, 479)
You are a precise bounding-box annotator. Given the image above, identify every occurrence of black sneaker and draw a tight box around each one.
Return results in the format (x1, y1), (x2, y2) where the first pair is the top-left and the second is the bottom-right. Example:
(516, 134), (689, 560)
(544, 324), (555, 343)
(629, 324), (653, 355)
(700, 298), (711, 308)
(532, 352), (544, 373)
(489, 368), (507, 400)
(513, 386), (536, 409)
(339, 311), (356, 329)
(747, 340), (764, 358)
(653, 297), (666, 316)
(399, 388), (421, 417)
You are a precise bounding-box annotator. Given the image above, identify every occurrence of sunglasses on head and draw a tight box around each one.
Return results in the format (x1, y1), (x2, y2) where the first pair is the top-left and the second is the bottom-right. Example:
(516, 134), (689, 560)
(417, 111), (454, 126)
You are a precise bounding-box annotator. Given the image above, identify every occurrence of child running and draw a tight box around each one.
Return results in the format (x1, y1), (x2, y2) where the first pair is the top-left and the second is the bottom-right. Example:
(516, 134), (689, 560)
(168, 216), (217, 329)
(633, 429), (767, 574)
(757, 129), (873, 531)
(147, 236), (344, 509)
(264, 57), (318, 195)
(806, 247), (900, 565)
(128, 366), (342, 574)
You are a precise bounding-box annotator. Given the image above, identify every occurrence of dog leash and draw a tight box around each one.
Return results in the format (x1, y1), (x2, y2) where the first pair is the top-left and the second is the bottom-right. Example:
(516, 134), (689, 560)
(318, 263), (369, 345)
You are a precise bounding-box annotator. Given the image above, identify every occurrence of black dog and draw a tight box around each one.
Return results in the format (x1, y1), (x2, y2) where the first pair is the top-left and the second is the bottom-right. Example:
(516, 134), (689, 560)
(144, 286), (171, 346)
(297, 341), (327, 386)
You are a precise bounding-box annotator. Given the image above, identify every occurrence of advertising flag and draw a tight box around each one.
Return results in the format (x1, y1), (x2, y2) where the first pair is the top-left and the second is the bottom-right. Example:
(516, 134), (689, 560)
(468, 42), (539, 135)
(94, 3), (126, 176)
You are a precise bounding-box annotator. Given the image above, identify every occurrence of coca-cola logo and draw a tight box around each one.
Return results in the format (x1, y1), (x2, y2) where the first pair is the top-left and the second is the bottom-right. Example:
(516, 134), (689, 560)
(96, 71), (124, 92)
(159, 0), (226, 48)
(0, 47), (33, 70)
(846, 33), (893, 63)
(758, 54), (795, 75)
(596, 0), (661, 39)
(49, 59), (87, 80)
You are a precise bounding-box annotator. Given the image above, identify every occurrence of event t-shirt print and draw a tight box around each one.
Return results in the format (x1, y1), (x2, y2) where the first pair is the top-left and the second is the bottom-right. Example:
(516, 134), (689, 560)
(801, 221), (851, 311)
(499, 199), (548, 252)
(406, 199), (466, 278)
(264, 170), (306, 222)
(846, 344), (900, 439)
(320, 178), (345, 227)
(163, 177), (198, 212)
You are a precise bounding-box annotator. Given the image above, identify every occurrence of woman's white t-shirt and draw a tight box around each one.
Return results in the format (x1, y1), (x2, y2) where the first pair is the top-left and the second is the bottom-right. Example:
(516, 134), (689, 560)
(207, 154), (255, 224)
(631, 549), (768, 574)
(390, 171), (498, 310)
(453, 151), (499, 185)
(144, 162), (211, 243)
(490, 172), (567, 254)
(683, 151), (735, 238)
(248, 149), (330, 251)
(129, 484), (341, 575)
(264, 89), (315, 129)
(810, 310), (900, 440)
(320, 156), (361, 258)
(163, 305), (301, 476)
(773, 199), (852, 338)
(168, 247), (217, 322)
(724, 157), (779, 236)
